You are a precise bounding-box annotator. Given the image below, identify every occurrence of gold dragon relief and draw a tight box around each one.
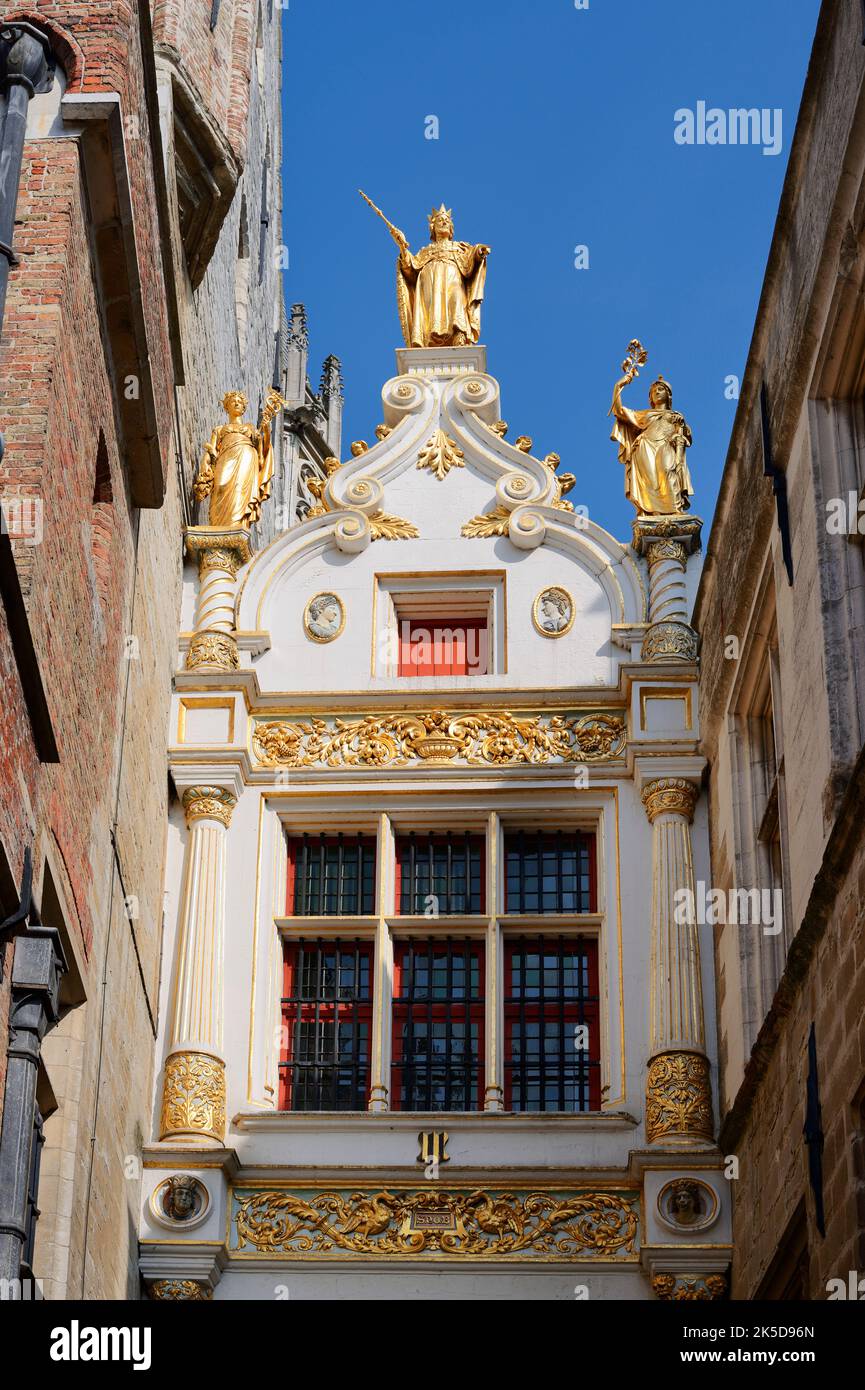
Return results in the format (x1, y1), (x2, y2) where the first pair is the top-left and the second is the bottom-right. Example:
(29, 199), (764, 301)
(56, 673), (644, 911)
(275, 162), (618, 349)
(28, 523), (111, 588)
(251, 709), (626, 770)
(231, 1187), (640, 1260)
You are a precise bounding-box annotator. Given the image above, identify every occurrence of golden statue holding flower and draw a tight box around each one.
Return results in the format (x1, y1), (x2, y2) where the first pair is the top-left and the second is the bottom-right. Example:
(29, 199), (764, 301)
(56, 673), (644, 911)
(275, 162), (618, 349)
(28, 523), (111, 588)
(193, 388), (287, 530)
(609, 340), (694, 515)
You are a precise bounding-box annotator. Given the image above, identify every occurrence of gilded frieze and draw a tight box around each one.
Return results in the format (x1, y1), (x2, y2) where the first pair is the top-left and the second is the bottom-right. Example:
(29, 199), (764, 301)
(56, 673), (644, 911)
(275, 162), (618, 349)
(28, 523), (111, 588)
(231, 1187), (639, 1260)
(251, 709), (626, 770)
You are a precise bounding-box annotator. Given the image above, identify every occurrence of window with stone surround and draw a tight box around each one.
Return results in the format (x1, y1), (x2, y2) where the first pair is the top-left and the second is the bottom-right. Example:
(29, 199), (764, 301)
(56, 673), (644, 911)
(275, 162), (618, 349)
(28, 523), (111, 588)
(391, 939), (484, 1111)
(503, 938), (600, 1112)
(276, 817), (603, 1113)
(395, 832), (484, 914)
(286, 833), (376, 916)
(279, 940), (372, 1110)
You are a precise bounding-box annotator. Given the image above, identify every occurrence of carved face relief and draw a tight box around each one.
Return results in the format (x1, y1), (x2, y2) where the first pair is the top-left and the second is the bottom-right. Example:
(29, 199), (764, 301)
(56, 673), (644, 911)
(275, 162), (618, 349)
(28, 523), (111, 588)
(304, 592), (345, 643)
(657, 1178), (719, 1234)
(151, 1175), (210, 1231)
(532, 586), (574, 638)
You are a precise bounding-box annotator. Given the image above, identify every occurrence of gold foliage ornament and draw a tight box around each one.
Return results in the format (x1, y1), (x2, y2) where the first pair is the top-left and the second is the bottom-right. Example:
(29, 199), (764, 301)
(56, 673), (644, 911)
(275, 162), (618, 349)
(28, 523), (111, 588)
(417, 429), (465, 480)
(368, 511), (419, 541)
(651, 1273), (727, 1301)
(233, 1187), (639, 1258)
(645, 1051), (713, 1144)
(460, 503), (512, 538)
(160, 1050), (226, 1142)
(252, 709), (626, 770)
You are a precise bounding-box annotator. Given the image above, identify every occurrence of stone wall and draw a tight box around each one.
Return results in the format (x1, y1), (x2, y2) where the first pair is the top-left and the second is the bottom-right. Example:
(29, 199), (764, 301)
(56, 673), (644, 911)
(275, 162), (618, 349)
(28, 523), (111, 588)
(0, 0), (283, 1298)
(695, 0), (865, 1298)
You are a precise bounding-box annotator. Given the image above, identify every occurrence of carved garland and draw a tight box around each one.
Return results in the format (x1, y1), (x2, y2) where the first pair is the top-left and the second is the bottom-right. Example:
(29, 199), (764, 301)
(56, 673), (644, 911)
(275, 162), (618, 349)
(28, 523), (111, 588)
(251, 710), (626, 769)
(233, 1188), (639, 1259)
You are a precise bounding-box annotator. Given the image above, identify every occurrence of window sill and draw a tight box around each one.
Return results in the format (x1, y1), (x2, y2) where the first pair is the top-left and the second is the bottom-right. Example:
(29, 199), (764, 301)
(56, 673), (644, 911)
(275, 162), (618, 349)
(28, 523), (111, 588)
(231, 1109), (639, 1133)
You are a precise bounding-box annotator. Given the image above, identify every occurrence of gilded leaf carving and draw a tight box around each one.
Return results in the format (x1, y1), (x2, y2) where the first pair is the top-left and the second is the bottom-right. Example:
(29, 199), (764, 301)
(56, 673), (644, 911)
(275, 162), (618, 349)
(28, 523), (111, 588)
(252, 709), (626, 769)
(232, 1187), (639, 1259)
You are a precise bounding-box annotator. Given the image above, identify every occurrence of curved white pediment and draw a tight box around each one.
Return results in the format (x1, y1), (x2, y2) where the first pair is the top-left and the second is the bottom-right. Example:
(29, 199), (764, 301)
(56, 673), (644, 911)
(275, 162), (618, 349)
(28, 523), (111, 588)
(235, 349), (647, 695)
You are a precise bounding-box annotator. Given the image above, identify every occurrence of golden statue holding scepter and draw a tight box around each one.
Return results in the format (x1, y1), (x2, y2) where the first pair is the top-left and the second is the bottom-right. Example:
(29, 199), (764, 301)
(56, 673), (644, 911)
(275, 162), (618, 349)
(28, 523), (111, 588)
(193, 388), (287, 529)
(359, 190), (490, 348)
(609, 340), (694, 515)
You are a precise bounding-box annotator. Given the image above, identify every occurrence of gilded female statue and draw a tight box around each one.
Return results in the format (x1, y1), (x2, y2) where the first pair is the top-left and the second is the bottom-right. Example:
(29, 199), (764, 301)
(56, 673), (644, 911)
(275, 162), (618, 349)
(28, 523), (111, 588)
(609, 343), (693, 515)
(193, 390), (282, 529)
(358, 193), (490, 347)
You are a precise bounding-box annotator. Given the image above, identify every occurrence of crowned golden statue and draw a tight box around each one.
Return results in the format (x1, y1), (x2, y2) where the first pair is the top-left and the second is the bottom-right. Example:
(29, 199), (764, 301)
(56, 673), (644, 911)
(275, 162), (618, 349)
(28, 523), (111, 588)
(609, 341), (693, 515)
(359, 192), (490, 347)
(193, 389), (285, 529)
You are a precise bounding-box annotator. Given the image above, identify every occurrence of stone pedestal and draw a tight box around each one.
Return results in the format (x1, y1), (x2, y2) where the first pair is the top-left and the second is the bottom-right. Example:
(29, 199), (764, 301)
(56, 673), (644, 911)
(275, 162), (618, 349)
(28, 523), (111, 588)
(159, 786), (236, 1143)
(641, 776), (713, 1146)
(632, 516), (702, 662)
(184, 527), (251, 672)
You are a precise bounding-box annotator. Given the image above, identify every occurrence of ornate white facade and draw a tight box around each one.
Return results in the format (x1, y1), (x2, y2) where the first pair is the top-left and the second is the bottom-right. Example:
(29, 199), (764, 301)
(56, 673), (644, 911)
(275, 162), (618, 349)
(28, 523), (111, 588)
(139, 346), (731, 1301)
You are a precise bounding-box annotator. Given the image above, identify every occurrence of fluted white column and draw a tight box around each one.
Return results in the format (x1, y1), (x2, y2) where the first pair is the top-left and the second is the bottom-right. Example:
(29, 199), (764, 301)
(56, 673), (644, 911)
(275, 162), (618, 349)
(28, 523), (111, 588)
(641, 777), (713, 1146)
(160, 786), (236, 1143)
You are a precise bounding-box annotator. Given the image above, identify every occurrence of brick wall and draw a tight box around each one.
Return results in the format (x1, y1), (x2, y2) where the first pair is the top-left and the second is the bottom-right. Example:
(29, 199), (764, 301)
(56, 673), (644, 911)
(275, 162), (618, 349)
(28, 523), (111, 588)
(0, 0), (284, 1297)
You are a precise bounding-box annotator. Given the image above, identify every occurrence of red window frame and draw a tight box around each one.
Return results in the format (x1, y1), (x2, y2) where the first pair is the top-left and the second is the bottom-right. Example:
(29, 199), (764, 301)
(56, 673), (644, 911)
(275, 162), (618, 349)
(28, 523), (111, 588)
(285, 834), (376, 916)
(394, 833), (486, 915)
(504, 830), (597, 914)
(391, 939), (485, 1111)
(278, 939), (373, 1111)
(503, 937), (601, 1112)
(397, 616), (489, 676)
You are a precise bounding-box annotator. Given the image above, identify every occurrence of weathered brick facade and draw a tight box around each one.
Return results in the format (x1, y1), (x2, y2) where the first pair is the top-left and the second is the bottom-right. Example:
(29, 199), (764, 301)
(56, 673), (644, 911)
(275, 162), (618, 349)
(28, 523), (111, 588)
(695, 0), (865, 1301)
(0, 0), (284, 1298)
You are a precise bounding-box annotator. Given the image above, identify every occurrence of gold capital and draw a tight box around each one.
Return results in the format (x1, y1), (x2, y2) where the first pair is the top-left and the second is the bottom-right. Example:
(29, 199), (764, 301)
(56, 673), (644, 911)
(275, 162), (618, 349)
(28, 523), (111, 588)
(641, 777), (699, 824)
(148, 1279), (213, 1301)
(182, 786), (237, 829)
(651, 1273), (727, 1301)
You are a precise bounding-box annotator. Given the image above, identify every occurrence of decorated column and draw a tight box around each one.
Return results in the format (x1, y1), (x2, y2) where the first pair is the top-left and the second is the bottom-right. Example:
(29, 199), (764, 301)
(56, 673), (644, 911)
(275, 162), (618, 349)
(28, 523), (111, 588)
(640, 776), (713, 1146)
(160, 785), (236, 1143)
(631, 516), (702, 663)
(184, 528), (250, 672)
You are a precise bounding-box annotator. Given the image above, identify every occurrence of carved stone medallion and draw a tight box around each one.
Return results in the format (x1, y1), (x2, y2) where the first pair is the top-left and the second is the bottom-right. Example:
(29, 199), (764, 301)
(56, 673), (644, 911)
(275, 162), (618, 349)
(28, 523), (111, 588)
(304, 592), (345, 643)
(532, 586), (574, 638)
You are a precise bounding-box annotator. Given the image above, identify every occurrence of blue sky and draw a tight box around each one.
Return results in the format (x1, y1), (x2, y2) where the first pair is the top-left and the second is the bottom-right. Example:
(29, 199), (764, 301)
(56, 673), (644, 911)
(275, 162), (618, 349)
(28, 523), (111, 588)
(280, 0), (820, 538)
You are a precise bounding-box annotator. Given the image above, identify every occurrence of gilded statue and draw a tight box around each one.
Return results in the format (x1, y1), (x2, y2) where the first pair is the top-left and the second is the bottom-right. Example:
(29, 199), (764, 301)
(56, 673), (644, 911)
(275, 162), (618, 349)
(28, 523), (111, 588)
(609, 341), (693, 515)
(193, 389), (286, 529)
(359, 190), (490, 347)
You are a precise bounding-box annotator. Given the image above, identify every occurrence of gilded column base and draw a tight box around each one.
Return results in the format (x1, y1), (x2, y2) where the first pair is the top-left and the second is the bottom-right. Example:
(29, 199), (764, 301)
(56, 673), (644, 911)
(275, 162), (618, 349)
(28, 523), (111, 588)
(160, 1049), (226, 1143)
(646, 1050), (713, 1145)
(368, 1084), (389, 1113)
(652, 1273), (727, 1301)
(484, 1084), (505, 1112)
(147, 1279), (213, 1301)
(185, 629), (239, 672)
(641, 620), (698, 663)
